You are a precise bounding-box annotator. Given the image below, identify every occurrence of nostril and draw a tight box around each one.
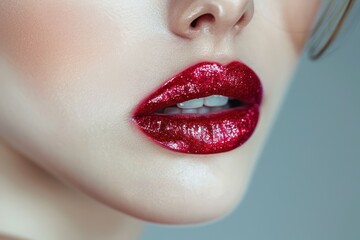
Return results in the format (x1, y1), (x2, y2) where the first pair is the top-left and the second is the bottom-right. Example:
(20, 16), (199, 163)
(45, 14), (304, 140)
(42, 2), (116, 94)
(169, 1), (254, 39)
(190, 14), (216, 29)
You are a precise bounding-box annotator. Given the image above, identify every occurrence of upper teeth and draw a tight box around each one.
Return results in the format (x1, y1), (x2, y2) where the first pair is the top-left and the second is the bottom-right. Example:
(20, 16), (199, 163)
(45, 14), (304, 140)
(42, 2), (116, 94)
(177, 95), (228, 109)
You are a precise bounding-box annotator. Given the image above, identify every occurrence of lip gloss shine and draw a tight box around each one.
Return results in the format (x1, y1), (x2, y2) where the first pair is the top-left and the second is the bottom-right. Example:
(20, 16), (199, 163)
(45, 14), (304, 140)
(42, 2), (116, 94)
(132, 62), (263, 154)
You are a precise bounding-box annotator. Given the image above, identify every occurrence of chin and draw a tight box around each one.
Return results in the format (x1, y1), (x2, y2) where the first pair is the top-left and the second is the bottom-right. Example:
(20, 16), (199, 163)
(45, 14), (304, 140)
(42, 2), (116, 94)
(93, 173), (249, 225)
(69, 141), (258, 225)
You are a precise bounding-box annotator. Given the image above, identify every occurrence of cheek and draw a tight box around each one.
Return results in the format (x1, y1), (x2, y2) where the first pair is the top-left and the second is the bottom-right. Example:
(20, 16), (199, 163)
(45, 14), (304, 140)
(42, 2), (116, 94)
(0, 0), (122, 88)
(280, 0), (323, 49)
(256, 0), (323, 51)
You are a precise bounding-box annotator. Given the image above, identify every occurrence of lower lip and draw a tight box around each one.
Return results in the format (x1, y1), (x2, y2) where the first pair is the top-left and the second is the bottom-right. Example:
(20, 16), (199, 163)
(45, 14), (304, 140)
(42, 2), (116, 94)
(133, 105), (259, 154)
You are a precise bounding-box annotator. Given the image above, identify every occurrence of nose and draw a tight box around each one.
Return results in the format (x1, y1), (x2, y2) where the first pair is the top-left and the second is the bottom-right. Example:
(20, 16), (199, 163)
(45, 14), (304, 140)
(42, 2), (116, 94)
(168, 0), (254, 39)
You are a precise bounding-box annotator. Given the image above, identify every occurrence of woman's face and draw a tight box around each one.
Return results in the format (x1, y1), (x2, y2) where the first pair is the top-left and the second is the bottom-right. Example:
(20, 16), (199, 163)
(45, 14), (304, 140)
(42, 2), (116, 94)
(0, 0), (322, 223)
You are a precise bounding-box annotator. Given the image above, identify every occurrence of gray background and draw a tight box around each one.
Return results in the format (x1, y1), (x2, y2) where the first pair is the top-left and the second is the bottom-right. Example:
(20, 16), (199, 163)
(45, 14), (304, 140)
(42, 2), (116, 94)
(140, 15), (360, 240)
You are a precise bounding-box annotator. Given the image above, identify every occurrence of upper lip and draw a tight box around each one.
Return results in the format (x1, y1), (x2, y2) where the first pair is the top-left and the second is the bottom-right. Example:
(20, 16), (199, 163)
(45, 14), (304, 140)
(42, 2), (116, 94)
(133, 61), (263, 117)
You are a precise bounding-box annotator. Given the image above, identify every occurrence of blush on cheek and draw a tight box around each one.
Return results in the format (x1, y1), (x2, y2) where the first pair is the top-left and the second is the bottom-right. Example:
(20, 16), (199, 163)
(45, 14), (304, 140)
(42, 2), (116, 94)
(0, 0), (122, 85)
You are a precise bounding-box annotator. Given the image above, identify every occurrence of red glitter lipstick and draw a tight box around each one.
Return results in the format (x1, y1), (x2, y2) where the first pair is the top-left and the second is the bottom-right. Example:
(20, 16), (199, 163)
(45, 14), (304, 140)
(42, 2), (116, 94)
(132, 62), (263, 154)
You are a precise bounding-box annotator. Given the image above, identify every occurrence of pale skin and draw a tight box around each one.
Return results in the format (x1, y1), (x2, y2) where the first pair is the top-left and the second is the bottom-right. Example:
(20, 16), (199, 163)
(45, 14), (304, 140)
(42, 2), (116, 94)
(0, 1), (322, 239)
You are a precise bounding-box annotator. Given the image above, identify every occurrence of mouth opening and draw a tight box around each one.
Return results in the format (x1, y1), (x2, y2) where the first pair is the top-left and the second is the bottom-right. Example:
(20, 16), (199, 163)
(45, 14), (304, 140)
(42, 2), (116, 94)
(131, 61), (263, 154)
(155, 98), (245, 115)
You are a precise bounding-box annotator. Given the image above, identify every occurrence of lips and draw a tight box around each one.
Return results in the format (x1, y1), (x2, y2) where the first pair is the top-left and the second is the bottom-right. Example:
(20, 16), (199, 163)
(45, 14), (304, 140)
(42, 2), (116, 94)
(132, 62), (263, 154)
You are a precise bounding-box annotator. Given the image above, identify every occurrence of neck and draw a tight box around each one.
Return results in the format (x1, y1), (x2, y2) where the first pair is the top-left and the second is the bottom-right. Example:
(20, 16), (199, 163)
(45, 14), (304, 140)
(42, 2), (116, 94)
(0, 141), (144, 240)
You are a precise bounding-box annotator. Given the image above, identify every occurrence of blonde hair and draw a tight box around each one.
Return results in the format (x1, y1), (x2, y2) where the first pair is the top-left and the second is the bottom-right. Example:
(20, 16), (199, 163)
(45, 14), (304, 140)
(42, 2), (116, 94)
(309, 0), (358, 59)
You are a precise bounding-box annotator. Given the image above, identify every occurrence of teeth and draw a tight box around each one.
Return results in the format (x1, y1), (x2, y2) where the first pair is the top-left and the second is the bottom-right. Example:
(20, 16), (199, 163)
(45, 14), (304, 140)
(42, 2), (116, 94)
(162, 104), (230, 115)
(210, 106), (225, 113)
(162, 95), (230, 115)
(177, 95), (229, 109)
(177, 98), (204, 109)
(204, 95), (228, 107)
(181, 109), (198, 114)
(163, 107), (182, 115)
(197, 107), (211, 114)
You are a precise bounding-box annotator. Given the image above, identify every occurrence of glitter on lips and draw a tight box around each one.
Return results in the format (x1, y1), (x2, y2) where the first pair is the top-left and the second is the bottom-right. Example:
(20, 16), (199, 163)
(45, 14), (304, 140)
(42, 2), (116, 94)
(132, 62), (263, 154)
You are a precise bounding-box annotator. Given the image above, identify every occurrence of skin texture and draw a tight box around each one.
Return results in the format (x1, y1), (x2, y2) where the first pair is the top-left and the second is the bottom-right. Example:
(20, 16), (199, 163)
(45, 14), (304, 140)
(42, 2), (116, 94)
(0, 0), (322, 239)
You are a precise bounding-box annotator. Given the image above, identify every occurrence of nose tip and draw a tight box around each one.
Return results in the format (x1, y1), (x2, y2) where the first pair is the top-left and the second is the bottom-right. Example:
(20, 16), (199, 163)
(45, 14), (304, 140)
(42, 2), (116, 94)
(169, 0), (254, 39)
